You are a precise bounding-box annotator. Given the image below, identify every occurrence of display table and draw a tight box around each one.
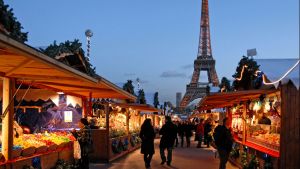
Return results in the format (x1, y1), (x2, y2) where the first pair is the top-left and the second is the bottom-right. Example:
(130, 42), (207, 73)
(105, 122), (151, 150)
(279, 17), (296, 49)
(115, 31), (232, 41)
(89, 129), (141, 162)
(0, 145), (73, 169)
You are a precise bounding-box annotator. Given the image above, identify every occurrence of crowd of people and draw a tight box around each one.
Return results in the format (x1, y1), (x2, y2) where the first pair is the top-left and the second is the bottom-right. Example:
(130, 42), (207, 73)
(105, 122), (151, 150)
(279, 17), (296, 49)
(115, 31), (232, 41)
(140, 116), (233, 169)
(70, 116), (232, 169)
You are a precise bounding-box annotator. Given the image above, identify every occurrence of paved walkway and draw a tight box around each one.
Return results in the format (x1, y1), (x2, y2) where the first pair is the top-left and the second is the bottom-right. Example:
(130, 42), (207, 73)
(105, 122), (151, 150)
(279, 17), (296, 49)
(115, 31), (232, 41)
(90, 138), (238, 169)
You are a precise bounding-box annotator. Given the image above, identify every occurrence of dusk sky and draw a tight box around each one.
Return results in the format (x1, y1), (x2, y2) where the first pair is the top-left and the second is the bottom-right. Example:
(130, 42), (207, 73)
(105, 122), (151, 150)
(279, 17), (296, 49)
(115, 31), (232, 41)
(6, 0), (299, 105)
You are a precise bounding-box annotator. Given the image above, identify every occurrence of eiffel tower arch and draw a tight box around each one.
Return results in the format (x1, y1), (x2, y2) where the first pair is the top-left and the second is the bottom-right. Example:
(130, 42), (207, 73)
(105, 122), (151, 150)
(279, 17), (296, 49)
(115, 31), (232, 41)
(180, 0), (219, 109)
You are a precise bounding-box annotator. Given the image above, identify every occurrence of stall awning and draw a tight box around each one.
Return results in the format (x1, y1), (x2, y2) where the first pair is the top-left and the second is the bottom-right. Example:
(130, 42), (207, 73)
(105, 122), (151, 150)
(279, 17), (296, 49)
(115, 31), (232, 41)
(111, 103), (163, 113)
(198, 89), (278, 111)
(0, 33), (136, 100)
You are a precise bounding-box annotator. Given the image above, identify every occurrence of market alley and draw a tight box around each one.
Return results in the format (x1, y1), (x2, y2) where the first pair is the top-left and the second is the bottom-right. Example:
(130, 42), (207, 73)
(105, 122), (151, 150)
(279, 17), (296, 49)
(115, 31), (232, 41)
(90, 138), (238, 169)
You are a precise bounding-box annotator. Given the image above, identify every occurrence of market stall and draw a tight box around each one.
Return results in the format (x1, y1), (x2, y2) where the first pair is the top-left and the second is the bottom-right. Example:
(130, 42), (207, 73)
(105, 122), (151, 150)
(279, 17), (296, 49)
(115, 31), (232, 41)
(88, 102), (162, 162)
(198, 59), (299, 169)
(0, 33), (136, 168)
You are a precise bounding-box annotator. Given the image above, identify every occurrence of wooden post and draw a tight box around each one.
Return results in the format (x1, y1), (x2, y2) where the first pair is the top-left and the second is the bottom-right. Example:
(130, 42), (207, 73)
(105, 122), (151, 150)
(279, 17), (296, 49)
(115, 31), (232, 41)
(126, 110), (129, 135)
(105, 104), (110, 160)
(151, 114), (155, 126)
(2, 77), (15, 161)
(242, 104), (247, 144)
(89, 92), (93, 117)
(138, 111), (141, 127)
(82, 97), (87, 118)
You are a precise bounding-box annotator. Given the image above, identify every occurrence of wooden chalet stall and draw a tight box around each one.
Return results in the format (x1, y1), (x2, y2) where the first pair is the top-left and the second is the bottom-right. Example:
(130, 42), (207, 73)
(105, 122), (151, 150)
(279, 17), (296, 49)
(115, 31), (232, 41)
(0, 33), (136, 168)
(198, 59), (299, 169)
(88, 103), (162, 162)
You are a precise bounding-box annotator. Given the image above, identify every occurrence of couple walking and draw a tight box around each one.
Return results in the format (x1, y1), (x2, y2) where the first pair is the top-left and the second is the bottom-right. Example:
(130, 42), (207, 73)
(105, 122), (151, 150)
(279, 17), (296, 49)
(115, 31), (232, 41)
(139, 116), (177, 168)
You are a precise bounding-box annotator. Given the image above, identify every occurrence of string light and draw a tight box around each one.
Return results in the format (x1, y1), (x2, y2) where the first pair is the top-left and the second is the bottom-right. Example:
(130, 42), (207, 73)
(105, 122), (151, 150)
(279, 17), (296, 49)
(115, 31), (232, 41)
(256, 60), (299, 85)
(235, 65), (248, 81)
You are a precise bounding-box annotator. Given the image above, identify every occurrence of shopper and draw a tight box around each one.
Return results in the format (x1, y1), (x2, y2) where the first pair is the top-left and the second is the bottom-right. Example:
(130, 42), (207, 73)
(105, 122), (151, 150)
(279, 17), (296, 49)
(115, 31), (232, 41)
(174, 121), (179, 147)
(72, 118), (92, 169)
(204, 119), (213, 148)
(159, 116), (177, 166)
(196, 119), (204, 148)
(184, 121), (193, 148)
(139, 119), (156, 169)
(213, 118), (233, 169)
(177, 121), (185, 147)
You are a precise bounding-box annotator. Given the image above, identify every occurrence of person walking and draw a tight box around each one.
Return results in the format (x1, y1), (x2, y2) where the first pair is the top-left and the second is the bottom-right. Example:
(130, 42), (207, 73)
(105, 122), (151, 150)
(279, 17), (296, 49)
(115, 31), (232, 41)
(139, 119), (155, 169)
(159, 116), (177, 166)
(178, 121), (185, 147)
(196, 119), (204, 148)
(174, 121), (179, 147)
(213, 118), (233, 169)
(184, 121), (193, 148)
(204, 119), (213, 148)
(72, 118), (92, 169)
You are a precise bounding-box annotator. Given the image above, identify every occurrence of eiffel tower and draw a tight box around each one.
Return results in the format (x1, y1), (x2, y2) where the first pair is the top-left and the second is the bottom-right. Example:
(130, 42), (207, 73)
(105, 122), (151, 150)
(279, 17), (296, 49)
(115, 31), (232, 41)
(180, 0), (219, 108)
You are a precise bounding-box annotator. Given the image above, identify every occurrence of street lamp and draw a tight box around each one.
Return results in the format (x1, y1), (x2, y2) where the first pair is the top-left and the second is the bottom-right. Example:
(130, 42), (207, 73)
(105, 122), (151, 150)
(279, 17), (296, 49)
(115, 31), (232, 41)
(85, 29), (93, 61)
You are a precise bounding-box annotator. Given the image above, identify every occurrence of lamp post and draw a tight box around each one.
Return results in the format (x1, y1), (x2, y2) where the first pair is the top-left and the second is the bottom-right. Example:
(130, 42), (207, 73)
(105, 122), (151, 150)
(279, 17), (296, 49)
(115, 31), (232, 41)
(85, 29), (93, 61)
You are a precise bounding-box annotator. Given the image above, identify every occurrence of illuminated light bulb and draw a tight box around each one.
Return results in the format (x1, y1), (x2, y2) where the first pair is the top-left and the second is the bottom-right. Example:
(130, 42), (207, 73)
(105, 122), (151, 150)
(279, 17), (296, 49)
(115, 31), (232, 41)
(232, 107), (237, 113)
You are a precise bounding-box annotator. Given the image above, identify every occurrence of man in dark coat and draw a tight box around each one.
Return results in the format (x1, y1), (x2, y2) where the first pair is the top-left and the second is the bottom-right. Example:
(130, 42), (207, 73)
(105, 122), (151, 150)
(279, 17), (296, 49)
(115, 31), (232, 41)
(177, 121), (185, 147)
(140, 119), (155, 168)
(184, 121), (193, 147)
(213, 118), (233, 169)
(159, 116), (177, 166)
(204, 119), (213, 148)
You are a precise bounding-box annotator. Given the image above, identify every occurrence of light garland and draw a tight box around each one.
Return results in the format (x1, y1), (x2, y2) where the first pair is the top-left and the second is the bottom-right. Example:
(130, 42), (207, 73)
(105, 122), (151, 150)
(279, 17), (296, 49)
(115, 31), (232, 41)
(256, 60), (299, 85)
(235, 65), (248, 81)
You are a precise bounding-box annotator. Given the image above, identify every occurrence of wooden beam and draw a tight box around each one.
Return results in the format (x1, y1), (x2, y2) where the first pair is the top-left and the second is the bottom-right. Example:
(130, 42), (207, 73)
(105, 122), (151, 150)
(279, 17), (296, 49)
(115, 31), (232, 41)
(2, 77), (15, 160)
(11, 74), (79, 81)
(5, 59), (34, 76)
(34, 81), (103, 90)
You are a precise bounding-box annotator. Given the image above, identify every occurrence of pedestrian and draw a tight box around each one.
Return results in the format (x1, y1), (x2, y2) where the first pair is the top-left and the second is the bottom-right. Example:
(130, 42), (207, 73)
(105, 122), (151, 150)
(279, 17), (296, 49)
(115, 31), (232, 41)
(139, 118), (155, 169)
(196, 119), (204, 148)
(184, 121), (193, 148)
(178, 121), (185, 147)
(72, 118), (92, 169)
(174, 121), (179, 147)
(159, 116), (177, 166)
(204, 119), (212, 148)
(213, 118), (233, 169)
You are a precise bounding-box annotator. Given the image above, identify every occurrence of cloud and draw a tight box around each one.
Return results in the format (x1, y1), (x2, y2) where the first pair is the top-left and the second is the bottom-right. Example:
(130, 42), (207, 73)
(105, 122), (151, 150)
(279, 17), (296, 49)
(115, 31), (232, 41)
(160, 71), (186, 78)
(139, 79), (149, 84)
(124, 73), (136, 77)
(182, 64), (193, 69)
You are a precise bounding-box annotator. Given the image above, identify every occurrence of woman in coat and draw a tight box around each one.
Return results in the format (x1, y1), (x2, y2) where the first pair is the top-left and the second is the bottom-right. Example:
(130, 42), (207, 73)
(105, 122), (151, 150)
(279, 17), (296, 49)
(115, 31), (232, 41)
(72, 118), (92, 169)
(139, 119), (155, 168)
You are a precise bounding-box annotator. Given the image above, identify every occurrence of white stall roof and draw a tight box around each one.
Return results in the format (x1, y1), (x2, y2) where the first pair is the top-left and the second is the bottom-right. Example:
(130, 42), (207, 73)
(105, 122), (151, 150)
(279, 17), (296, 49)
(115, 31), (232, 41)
(255, 59), (299, 89)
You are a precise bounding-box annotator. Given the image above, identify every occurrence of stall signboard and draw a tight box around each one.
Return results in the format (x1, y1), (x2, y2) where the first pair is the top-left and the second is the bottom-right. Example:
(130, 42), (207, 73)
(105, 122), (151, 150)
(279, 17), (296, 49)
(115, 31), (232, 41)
(64, 111), (73, 123)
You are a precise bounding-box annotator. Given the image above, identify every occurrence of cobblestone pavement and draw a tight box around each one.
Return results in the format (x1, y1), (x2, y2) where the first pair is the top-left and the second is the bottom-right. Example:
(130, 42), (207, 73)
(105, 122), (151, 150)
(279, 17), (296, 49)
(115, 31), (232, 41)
(90, 138), (238, 169)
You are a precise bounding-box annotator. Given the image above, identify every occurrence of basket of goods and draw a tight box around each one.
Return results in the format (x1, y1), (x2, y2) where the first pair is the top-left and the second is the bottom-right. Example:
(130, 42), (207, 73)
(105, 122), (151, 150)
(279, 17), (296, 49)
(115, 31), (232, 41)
(111, 139), (120, 154)
(123, 138), (129, 151)
(35, 145), (48, 154)
(47, 144), (58, 151)
(21, 146), (36, 157)
(12, 146), (23, 159)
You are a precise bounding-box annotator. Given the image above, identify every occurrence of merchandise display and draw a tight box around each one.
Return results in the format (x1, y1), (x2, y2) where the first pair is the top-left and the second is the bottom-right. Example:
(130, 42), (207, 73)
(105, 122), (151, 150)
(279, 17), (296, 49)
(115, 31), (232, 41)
(10, 131), (75, 158)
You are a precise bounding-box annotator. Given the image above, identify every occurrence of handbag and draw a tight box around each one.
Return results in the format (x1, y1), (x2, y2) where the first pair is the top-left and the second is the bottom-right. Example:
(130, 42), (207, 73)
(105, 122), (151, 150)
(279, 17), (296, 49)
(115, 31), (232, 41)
(73, 140), (81, 159)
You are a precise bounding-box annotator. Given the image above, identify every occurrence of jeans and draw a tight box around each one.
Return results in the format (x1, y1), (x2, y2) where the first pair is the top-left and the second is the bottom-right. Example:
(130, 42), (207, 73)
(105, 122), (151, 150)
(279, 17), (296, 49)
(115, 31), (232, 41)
(160, 147), (173, 163)
(186, 136), (191, 147)
(143, 153), (153, 167)
(81, 154), (89, 169)
(197, 134), (203, 147)
(218, 149), (230, 169)
(175, 136), (178, 147)
(180, 135), (184, 147)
